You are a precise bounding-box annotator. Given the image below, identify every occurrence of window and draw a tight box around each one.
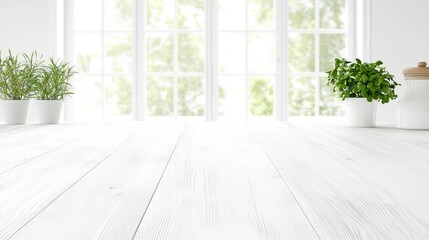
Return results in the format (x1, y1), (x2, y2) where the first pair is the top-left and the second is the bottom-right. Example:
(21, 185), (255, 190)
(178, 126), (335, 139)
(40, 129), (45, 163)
(144, 0), (206, 120)
(217, 0), (275, 120)
(67, 0), (352, 121)
(69, 0), (133, 121)
(288, 0), (348, 117)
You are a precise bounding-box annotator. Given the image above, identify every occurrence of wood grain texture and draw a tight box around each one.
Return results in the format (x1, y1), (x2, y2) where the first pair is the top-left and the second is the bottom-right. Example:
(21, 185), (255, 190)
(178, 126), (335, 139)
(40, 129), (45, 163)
(0, 123), (106, 174)
(250, 122), (429, 240)
(0, 122), (143, 240)
(3, 122), (429, 240)
(133, 123), (319, 240)
(286, 122), (429, 235)
(9, 123), (185, 240)
(0, 125), (36, 134)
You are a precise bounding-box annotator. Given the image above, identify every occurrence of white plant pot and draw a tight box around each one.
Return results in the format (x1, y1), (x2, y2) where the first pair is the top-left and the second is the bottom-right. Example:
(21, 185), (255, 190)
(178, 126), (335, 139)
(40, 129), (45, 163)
(345, 98), (377, 127)
(34, 100), (63, 124)
(0, 100), (31, 124)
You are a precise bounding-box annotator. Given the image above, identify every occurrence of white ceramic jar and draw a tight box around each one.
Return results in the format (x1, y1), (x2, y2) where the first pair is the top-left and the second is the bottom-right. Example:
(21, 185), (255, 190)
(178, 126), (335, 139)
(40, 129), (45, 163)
(398, 62), (429, 129)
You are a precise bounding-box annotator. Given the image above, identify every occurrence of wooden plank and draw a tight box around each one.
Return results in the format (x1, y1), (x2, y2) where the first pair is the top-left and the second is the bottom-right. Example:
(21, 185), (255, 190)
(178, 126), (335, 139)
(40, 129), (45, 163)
(0, 125), (35, 134)
(9, 123), (185, 240)
(0, 122), (144, 240)
(250, 122), (429, 239)
(133, 123), (319, 240)
(0, 123), (106, 174)
(287, 122), (429, 182)
(286, 122), (429, 232)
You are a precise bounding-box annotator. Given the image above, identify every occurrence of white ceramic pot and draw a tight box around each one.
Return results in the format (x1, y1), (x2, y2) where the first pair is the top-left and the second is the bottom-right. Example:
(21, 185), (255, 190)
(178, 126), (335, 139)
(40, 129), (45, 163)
(33, 100), (63, 124)
(0, 100), (31, 124)
(345, 98), (377, 127)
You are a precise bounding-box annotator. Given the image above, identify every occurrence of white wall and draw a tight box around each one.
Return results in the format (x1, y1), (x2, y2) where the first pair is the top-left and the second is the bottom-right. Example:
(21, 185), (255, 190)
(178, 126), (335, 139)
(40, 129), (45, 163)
(0, 0), (57, 121)
(370, 0), (429, 124)
(0, 0), (57, 55)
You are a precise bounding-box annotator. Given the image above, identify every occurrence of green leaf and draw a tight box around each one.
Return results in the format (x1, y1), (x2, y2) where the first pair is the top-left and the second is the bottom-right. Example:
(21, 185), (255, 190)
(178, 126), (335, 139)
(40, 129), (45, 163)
(323, 58), (398, 104)
(375, 60), (383, 66)
(367, 96), (373, 102)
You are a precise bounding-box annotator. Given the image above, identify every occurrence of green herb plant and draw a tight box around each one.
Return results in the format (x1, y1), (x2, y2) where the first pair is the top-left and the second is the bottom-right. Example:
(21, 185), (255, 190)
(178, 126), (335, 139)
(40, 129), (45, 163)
(326, 58), (400, 104)
(0, 51), (42, 100)
(35, 58), (76, 100)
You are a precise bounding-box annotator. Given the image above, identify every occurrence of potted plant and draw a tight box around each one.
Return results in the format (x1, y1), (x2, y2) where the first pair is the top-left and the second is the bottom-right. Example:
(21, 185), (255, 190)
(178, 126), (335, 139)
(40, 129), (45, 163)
(33, 57), (75, 124)
(327, 58), (400, 127)
(0, 51), (41, 124)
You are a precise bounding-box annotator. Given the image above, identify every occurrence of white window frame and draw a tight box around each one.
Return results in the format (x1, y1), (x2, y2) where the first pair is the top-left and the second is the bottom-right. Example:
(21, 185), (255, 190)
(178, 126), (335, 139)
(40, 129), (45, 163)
(215, 0), (277, 121)
(286, 0), (356, 118)
(64, 0), (134, 121)
(64, 0), (357, 121)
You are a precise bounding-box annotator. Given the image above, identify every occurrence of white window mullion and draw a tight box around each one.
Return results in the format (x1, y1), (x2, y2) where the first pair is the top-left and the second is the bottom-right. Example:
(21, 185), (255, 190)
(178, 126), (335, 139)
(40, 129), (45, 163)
(134, 0), (145, 120)
(173, 0), (179, 120)
(64, 0), (74, 121)
(244, 0), (249, 121)
(207, 0), (218, 121)
(101, 0), (106, 120)
(315, 0), (321, 118)
(288, 29), (346, 34)
(275, 0), (288, 121)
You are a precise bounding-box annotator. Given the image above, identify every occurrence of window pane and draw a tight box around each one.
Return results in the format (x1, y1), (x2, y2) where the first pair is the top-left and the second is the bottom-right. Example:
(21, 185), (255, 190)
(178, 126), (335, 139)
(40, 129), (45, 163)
(288, 0), (315, 29)
(73, 76), (102, 120)
(248, 33), (275, 74)
(249, 76), (274, 116)
(248, 0), (274, 30)
(320, 0), (346, 29)
(146, 0), (175, 30)
(218, 0), (245, 30)
(146, 33), (174, 72)
(74, 33), (102, 74)
(74, 0), (101, 30)
(288, 76), (315, 116)
(178, 0), (204, 30)
(146, 77), (174, 116)
(105, 33), (132, 74)
(218, 76), (245, 119)
(178, 77), (205, 116)
(105, 0), (132, 30)
(320, 34), (346, 73)
(320, 77), (344, 116)
(218, 33), (245, 74)
(288, 33), (315, 72)
(178, 33), (205, 73)
(105, 76), (132, 119)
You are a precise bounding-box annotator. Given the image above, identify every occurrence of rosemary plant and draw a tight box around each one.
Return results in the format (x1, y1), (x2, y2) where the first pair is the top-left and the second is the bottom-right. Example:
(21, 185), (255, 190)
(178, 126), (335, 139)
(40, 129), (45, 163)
(0, 51), (42, 100)
(35, 58), (76, 100)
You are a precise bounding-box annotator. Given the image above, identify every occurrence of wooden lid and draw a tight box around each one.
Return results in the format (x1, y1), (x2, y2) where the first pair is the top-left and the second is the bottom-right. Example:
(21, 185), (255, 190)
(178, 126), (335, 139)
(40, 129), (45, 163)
(403, 62), (429, 80)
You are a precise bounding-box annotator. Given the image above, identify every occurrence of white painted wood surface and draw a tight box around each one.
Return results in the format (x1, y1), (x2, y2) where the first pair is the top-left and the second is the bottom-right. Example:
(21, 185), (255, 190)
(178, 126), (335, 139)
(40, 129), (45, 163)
(10, 123), (185, 240)
(251, 122), (429, 239)
(1, 122), (429, 239)
(0, 123), (106, 174)
(0, 122), (142, 239)
(133, 123), (319, 240)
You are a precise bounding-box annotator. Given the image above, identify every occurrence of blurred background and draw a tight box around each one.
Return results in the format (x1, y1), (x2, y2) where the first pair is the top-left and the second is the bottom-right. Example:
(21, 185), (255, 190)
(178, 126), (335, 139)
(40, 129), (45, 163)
(1, 0), (428, 123)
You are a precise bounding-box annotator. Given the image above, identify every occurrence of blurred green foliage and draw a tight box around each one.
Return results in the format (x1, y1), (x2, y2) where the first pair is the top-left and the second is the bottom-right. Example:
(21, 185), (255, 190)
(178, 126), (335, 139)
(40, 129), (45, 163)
(288, 0), (346, 116)
(75, 0), (346, 119)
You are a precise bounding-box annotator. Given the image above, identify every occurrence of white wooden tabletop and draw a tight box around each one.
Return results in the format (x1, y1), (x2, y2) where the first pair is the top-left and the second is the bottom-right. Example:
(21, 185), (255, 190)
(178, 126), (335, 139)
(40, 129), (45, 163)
(1, 122), (429, 240)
